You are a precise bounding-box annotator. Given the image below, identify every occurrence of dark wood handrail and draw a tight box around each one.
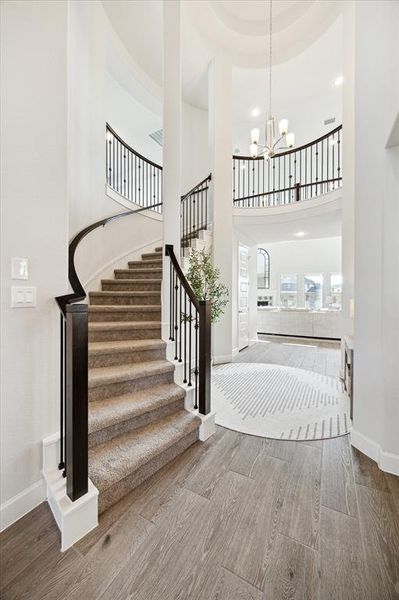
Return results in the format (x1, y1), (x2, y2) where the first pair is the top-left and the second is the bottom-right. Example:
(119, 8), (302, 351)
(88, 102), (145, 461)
(181, 173), (212, 201)
(56, 202), (162, 315)
(165, 244), (199, 309)
(232, 124), (342, 160)
(106, 123), (163, 170)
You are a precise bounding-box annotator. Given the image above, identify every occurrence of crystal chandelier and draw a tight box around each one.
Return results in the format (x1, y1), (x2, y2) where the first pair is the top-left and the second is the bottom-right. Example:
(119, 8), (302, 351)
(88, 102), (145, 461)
(250, 0), (295, 159)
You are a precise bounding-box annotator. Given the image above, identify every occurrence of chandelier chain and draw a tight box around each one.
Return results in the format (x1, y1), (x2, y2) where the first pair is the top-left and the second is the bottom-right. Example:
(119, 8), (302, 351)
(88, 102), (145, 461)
(268, 0), (272, 119)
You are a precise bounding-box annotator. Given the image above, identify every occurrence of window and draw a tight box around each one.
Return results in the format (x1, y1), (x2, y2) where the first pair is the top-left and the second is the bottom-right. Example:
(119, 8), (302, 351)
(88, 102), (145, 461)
(280, 274), (297, 307)
(329, 273), (342, 309)
(304, 274), (323, 310)
(257, 248), (270, 289)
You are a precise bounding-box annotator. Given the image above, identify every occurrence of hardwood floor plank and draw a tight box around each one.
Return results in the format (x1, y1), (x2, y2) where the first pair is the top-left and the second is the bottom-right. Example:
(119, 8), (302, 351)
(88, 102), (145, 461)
(356, 485), (399, 600)
(229, 433), (266, 478)
(222, 457), (288, 589)
(200, 567), (262, 600)
(0, 503), (60, 589)
(2, 545), (80, 600)
(262, 533), (318, 600)
(351, 446), (391, 492)
(98, 486), (213, 600)
(183, 428), (240, 498)
(321, 435), (358, 516)
(53, 509), (154, 600)
(279, 443), (322, 550)
(385, 472), (399, 517)
(319, 506), (366, 600)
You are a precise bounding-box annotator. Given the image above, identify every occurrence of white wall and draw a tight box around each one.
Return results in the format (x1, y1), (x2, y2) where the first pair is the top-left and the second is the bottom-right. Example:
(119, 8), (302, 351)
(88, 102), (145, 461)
(106, 74), (162, 166)
(182, 102), (209, 193)
(350, 0), (399, 474)
(0, 1), (69, 528)
(258, 237), (342, 307)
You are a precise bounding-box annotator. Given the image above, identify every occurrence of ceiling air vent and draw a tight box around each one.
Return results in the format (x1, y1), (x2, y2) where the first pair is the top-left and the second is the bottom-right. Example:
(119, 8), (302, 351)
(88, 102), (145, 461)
(324, 117), (336, 126)
(149, 129), (163, 147)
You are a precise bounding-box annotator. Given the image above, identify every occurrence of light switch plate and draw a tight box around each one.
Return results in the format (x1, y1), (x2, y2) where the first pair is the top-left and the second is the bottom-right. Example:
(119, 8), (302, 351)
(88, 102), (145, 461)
(11, 286), (36, 308)
(11, 257), (29, 280)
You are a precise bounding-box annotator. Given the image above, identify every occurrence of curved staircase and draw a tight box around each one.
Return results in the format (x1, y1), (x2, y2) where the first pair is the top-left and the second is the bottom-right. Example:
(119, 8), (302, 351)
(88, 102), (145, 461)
(87, 246), (201, 513)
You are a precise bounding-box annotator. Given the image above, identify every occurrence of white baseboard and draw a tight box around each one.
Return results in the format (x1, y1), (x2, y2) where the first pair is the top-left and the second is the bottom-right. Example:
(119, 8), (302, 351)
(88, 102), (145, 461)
(213, 353), (233, 365)
(0, 479), (46, 532)
(350, 429), (399, 475)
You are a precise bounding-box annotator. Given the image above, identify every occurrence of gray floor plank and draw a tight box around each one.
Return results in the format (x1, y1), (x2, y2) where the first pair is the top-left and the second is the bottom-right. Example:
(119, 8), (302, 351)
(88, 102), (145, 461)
(229, 433), (266, 478)
(199, 567), (263, 600)
(263, 533), (318, 600)
(183, 428), (240, 498)
(279, 443), (322, 550)
(351, 446), (391, 492)
(222, 457), (288, 589)
(385, 472), (399, 517)
(356, 485), (399, 600)
(0, 503), (60, 589)
(319, 506), (367, 600)
(321, 436), (358, 516)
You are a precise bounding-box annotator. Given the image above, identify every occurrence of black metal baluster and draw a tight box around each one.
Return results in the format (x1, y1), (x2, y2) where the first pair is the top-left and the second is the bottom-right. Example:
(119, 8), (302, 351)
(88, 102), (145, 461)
(183, 291), (187, 383)
(188, 302), (192, 386)
(170, 267), (174, 341)
(194, 309), (199, 410)
(174, 273), (178, 360)
(179, 283), (182, 362)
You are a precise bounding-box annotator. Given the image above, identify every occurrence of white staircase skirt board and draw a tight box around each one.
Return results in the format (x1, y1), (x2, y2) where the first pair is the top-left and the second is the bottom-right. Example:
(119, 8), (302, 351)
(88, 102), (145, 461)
(42, 433), (99, 551)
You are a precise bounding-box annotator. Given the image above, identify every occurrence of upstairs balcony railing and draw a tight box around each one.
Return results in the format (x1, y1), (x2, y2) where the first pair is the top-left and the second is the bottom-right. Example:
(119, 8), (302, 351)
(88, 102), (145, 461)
(106, 123), (163, 213)
(181, 174), (212, 250)
(232, 125), (342, 208)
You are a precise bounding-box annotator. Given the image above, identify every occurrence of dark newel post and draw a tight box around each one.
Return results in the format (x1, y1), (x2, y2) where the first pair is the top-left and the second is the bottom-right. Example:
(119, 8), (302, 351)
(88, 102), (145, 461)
(198, 300), (211, 415)
(66, 304), (88, 501)
(295, 182), (300, 202)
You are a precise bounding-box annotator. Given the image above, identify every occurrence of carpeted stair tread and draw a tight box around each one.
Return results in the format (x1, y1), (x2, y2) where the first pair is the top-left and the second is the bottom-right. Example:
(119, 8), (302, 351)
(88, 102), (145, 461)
(127, 259), (162, 268)
(89, 339), (165, 356)
(101, 278), (162, 285)
(115, 268), (162, 275)
(88, 383), (185, 434)
(89, 410), (201, 492)
(90, 291), (160, 298)
(89, 305), (161, 313)
(141, 252), (162, 260)
(89, 360), (174, 389)
(89, 320), (161, 332)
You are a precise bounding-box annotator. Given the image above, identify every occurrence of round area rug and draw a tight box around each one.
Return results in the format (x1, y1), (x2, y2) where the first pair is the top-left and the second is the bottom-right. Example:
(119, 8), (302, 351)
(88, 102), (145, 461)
(212, 363), (351, 441)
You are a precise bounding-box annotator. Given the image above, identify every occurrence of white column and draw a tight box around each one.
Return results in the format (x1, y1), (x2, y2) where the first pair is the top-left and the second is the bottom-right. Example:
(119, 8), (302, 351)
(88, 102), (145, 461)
(341, 0), (355, 370)
(162, 0), (182, 337)
(208, 57), (233, 363)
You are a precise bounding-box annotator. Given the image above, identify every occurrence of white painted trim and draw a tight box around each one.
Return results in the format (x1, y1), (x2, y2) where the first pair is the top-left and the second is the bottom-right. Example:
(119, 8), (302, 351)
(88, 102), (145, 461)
(0, 479), (45, 532)
(105, 185), (163, 221)
(83, 237), (162, 289)
(249, 337), (259, 346)
(198, 412), (216, 441)
(213, 353), (233, 364)
(350, 429), (399, 476)
(42, 433), (99, 551)
(232, 346), (239, 358)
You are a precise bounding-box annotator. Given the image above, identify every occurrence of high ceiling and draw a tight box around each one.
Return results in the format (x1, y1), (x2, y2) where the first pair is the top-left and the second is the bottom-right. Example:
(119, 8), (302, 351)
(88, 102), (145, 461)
(102, 0), (343, 148)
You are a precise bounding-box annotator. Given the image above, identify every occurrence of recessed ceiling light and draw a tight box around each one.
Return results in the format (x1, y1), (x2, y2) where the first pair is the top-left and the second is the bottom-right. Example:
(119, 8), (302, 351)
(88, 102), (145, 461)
(251, 108), (260, 117)
(295, 231), (306, 237)
(334, 75), (344, 87)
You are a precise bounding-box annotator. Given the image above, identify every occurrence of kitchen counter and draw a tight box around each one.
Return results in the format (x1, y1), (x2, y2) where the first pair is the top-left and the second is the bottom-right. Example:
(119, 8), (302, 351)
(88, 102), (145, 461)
(257, 307), (341, 339)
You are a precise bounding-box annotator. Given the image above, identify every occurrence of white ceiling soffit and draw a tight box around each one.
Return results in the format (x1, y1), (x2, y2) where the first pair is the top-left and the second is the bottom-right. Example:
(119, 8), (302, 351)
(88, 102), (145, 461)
(184, 0), (342, 68)
(233, 191), (342, 244)
(102, 0), (342, 113)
